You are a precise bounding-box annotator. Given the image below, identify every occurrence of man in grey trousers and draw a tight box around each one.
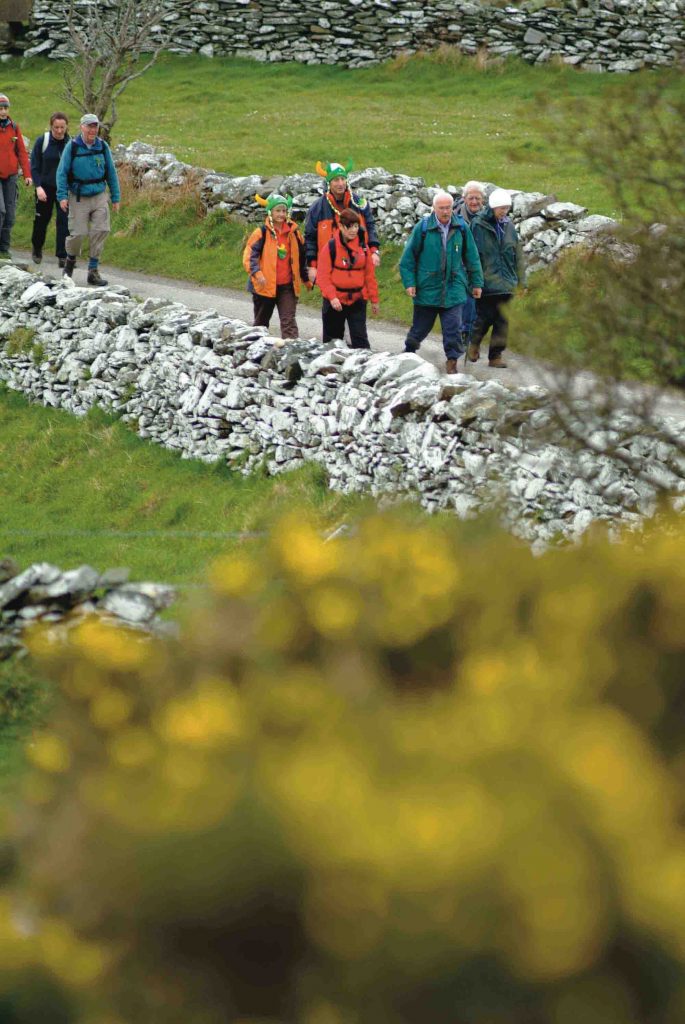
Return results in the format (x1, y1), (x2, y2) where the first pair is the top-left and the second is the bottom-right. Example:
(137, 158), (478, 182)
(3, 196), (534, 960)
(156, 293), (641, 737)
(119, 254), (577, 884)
(56, 113), (121, 286)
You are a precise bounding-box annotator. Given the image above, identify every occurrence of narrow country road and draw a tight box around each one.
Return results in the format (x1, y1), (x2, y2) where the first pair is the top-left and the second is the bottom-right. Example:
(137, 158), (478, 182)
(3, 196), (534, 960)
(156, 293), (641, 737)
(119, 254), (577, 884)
(17, 251), (685, 420)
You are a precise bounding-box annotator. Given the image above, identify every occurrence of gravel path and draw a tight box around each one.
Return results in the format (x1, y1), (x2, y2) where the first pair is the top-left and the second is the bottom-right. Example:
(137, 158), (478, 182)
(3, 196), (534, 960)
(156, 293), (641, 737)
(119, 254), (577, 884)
(17, 250), (685, 420)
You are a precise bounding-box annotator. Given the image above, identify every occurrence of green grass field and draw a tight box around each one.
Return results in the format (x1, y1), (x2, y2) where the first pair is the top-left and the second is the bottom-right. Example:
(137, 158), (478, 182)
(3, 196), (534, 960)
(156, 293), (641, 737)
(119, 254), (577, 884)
(0, 387), (373, 779)
(2, 51), (675, 214)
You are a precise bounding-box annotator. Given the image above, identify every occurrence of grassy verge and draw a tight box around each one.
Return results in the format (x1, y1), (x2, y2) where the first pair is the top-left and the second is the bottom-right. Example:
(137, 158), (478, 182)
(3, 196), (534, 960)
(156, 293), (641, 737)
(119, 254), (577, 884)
(0, 388), (368, 579)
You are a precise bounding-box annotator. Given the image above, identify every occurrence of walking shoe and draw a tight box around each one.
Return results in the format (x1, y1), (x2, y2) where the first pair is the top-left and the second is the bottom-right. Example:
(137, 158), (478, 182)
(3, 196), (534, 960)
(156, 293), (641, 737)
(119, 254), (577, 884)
(445, 358), (459, 374)
(31, 248), (42, 265)
(58, 257), (66, 269)
(63, 256), (76, 278)
(488, 356), (508, 369)
(467, 343), (480, 362)
(87, 268), (108, 286)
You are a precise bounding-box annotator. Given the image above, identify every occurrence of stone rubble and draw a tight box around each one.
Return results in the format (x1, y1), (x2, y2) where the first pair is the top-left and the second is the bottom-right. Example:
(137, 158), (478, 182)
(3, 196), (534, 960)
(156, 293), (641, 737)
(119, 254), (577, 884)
(16, 0), (685, 73)
(113, 140), (618, 268)
(1, 264), (683, 553)
(0, 556), (176, 660)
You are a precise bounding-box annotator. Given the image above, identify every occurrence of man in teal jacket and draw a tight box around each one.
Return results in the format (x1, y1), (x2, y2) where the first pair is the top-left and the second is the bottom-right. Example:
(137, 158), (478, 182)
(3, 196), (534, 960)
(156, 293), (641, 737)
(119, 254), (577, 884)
(56, 113), (120, 286)
(468, 188), (526, 369)
(399, 191), (483, 374)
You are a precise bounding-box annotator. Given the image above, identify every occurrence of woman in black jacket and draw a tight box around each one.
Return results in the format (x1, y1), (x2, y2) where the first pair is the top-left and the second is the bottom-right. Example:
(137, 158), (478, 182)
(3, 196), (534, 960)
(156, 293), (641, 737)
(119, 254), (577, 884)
(30, 111), (70, 267)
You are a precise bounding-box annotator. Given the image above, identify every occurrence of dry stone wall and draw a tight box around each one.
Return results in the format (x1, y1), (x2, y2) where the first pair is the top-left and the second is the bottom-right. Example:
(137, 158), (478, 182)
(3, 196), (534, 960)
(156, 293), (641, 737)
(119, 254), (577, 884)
(1, 265), (683, 553)
(0, 557), (176, 660)
(114, 140), (619, 273)
(20, 0), (685, 72)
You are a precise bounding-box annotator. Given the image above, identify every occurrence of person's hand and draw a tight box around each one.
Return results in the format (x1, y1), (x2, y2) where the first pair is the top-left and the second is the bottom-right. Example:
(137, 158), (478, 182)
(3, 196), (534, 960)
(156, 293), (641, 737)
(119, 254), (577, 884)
(24, 177), (32, 187)
(406, 286), (416, 298)
(112, 202), (120, 213)
(308, 267), (317, 284)
(472, 287), (482, 299)
(371, 302), (379, 315)
(372, 251), (381, 267)
(331, 298), (342, 312)
(59, 199), (69, 212)
(36, 186), (47, 202)
(254, 272), (267, 287)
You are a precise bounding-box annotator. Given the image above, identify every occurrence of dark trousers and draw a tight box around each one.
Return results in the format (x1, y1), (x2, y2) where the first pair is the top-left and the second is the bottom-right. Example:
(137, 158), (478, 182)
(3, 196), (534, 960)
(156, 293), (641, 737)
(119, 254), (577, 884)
(404, 303), (463, 361)
(31, 185), (69, 259)
(462, 294), (477, 339)
(0, 174), (18, 252)
(471, 293), (512, 358)
(322, 298), (370, 349)
(252, 283), (299, 339)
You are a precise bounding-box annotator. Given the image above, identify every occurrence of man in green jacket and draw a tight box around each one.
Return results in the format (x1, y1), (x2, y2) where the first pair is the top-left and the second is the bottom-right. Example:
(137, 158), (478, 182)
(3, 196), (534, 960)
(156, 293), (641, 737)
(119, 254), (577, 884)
(468, 188), (526, 369)
(399, 191), (483, 374)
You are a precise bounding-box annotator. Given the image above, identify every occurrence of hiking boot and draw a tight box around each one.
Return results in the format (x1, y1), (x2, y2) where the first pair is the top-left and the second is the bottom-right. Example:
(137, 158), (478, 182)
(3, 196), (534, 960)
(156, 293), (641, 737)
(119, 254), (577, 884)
(488, 355), (508, 369)
(58, 257), (66, 269)
(87, 268), (108, 286)
(31, 248), (42, 265)
(445, 358), (459, 375)
(467, 343), (480, 363)
(0, 250), (11, 261)
(63, 256), (76, 278)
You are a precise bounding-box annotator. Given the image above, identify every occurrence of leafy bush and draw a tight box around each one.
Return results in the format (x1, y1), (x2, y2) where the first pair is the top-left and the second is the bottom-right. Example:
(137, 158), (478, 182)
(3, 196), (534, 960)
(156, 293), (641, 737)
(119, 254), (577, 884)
(3, 511), (685, 1023)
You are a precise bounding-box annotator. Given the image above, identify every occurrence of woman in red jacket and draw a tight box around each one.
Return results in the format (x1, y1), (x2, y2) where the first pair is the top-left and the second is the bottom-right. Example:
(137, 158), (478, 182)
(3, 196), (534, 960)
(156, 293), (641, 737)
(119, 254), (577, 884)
(316, 208), (379, 350)
(0, 93), (32, 259)
(242, 192), (307, 340)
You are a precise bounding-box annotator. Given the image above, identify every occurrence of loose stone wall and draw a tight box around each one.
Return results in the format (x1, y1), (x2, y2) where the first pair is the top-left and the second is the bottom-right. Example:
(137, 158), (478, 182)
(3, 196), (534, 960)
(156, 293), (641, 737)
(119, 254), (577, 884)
(19, 0), (685, 72)
(1, 266), (683, 553)
(114, 140), (619, 273)
(0, 557), (176, 660)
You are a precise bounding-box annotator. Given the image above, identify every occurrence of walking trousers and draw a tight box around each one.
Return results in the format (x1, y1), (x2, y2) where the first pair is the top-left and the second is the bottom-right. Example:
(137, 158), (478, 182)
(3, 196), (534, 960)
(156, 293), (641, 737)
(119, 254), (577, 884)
(32, 185), (69, 259)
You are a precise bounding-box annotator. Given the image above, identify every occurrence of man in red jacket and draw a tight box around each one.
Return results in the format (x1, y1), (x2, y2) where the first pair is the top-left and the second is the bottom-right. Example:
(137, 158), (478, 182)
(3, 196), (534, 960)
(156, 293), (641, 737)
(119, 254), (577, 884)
(0, 94), (32, 259)
(316, 208), (379, 349)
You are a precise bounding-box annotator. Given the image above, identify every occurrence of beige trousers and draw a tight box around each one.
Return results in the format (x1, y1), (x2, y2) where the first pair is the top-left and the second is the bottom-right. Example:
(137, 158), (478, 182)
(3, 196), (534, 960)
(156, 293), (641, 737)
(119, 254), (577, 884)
(65, 190), (110, 260)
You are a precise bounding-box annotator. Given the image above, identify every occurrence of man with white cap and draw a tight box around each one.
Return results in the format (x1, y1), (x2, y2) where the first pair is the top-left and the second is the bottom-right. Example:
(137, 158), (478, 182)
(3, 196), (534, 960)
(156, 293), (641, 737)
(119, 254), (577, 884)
(468, 187), (526, 369)
(56, 112), (120, 286)
(0, 93), (32, 259)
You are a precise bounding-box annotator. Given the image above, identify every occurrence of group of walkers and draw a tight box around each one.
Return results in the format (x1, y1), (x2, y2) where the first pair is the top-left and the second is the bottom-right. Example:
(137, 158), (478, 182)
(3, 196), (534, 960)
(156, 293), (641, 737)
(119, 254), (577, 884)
(0, 99), (120, 286)
(1, 98), (523, 371)
(243, 162), (526, 373)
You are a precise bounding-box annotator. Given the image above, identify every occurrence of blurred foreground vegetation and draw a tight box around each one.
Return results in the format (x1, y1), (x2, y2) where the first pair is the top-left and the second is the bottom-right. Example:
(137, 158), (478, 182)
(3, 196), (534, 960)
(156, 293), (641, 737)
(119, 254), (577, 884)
(2, 509), (685, 1023)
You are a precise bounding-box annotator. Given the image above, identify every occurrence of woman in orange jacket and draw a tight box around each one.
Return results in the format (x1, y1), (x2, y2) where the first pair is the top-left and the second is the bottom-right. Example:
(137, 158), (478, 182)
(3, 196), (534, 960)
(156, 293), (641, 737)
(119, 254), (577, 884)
(242, 193), (307, 340)
(316, 207), (379, 350)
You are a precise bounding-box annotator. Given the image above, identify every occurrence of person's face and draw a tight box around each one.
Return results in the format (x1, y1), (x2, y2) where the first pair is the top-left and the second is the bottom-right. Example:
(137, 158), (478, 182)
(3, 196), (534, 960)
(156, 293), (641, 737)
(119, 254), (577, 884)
(329, 175), (347, 199)
(492, 205), (510, 221)
(51, 119), (68, 139)
(465, 190), (484, 213)
(0, 104), (9, 118)
(271, 204), (287, 225)
(434, 198), (454, 224)
(341, 221), (360, 242)
(81, 122), (99, 143)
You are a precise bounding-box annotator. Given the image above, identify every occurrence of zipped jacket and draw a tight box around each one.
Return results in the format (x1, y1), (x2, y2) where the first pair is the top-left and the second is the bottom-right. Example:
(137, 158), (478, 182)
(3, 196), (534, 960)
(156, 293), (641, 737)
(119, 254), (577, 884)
(305, 188), (380, 267)
(30, 132), (70, 190)
(316, 232), (379, 305)
(0, 118), (30, 179)
(243, 219), (306, 298)
(399, 212), (483, 307)
(470, 207), (526, 295)
(56, 134), (120, 202)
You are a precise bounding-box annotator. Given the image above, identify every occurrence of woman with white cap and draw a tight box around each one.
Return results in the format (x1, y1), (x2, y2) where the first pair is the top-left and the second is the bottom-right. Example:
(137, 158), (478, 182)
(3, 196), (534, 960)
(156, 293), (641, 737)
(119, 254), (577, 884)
(468, 187), (526, 369)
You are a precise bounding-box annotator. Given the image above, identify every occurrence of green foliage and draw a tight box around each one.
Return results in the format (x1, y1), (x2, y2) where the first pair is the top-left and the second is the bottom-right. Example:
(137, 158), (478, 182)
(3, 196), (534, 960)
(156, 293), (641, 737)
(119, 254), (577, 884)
(516, 74), (685, 387)
(2, 511), (685, 1022)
